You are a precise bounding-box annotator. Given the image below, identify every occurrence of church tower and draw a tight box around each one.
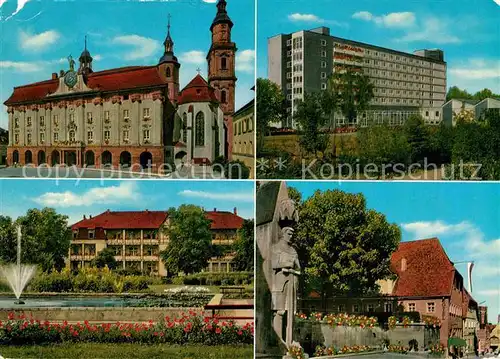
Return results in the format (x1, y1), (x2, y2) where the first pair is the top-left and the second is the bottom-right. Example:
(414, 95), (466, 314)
(158, 14), (180, 102)
(207, 0), (237, 157)
(78, 36), (93, 76)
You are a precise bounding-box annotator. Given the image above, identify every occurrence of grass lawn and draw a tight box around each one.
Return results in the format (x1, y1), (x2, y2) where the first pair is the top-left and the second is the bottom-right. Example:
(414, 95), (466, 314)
(0, 343), (253, 359)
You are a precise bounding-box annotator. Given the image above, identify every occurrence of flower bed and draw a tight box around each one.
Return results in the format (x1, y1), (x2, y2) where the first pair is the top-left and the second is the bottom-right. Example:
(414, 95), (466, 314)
(388, 315), (411, 329)
(0, 311), (253, 346)
(422, 315), (441, 329)
(428, 343), (446, 357)
(388, 344), (409, 354)
(314, 344), (376, 357)
(296, 312), (378, 329)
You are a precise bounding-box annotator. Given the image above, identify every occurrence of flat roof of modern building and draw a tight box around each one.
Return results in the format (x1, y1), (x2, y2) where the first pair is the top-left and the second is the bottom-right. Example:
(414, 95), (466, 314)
(268, 27), (446, 64)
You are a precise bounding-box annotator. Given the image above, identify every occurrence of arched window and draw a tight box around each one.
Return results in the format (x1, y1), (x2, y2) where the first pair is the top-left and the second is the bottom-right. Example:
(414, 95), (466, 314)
(221, 57), (227, 70)
(195, 112), (204, 146)
(221, 90), (227, 104)
(182, 113), (187, 143)
(166, 67), (171, 78)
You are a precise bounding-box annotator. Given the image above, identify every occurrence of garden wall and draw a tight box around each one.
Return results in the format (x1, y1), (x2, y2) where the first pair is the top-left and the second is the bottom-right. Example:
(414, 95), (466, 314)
(0, 307), (207, 323)
(296, 323), (440, 352)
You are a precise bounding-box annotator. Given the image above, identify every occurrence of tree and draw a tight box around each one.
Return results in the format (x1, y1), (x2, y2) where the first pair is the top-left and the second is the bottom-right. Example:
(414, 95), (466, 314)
(287, 186), (302, 207)
(256, 78), (286, 154)
(232, 219), (254, 272)
(446, 86), (473, 102)
(474, 88), (494, 101)
(91, 248), (118, 270)
(160, 205), (213, 275)
(327, 70), (374, 124)
(0, 216), (17, 264)
(292, 190), (401, 300)
(294, 92), (329, 156)
(403, 115), (431, 164)
(15, 208), (71, 272)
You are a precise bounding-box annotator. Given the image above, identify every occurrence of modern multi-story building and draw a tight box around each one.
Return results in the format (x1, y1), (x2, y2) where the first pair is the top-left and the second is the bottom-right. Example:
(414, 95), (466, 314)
(232, 98), (254, 177)
(268, 26), (446, 128)
(5, 0), (236, 168)
(68, 208), (245, 276)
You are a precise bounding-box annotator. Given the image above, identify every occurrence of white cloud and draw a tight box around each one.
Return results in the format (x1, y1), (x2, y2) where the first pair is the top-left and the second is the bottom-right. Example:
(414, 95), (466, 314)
(112, 35), (161, 61)
(396, 17), (461, 44)
(236, 49), (255, 73)
(288, 13), (324, 23)
(19, 30), (60, 52)
(202, 0), (217, 3)
(33, 182), (139, 208)
(0, 61), (43, 72)
(178, 190), (254, 202)
(2, 0), (31, 21)
(449, 59), (500, 80)
(179, 50), (206, 65)
(352, 11), (415, 28)
(401, 220), (472, 240)
(477, 289), (500, 297)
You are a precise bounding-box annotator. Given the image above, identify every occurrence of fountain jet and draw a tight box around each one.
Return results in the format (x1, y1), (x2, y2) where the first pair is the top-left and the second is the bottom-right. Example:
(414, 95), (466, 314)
(0, 226), (37, 304)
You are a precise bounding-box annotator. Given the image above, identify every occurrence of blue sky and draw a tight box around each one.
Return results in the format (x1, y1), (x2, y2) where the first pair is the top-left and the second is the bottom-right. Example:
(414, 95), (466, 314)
(0, 0), (255, 129)
(289, 181), (500, 323)
(0, 179), (255, 225)
(258, 0), (500, 94)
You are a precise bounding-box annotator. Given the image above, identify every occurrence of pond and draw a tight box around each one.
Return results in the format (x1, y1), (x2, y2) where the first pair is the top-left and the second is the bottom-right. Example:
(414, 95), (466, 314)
(0, 295), (212, 308)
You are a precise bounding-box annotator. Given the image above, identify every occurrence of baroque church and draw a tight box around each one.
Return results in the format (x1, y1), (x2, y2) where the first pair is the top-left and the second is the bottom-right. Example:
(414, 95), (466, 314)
(5, 0), (237, 169)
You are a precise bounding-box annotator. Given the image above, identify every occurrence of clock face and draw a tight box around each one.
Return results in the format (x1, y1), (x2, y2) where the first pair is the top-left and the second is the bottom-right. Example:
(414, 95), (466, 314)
(64, 70), (78, 88)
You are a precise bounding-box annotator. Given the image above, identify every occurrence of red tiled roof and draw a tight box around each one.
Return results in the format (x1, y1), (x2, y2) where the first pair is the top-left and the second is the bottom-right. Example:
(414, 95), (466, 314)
(71, 209), (244, 231)
(205, 211), (244, 230)
(71, 210), (169, 230)
(391, 238), (455, 297)
(177, 74), (219, 105)
(4, 66), (167, 105)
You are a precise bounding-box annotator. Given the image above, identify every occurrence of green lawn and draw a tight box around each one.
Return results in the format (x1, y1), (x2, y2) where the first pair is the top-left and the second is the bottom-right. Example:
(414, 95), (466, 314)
(0, 343), (253, 359)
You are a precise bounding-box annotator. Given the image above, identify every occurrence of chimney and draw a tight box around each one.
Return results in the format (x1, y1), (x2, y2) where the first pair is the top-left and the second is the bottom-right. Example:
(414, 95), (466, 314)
(52, 72), (58, 80)
(214, 208), (217, 212)
(90, 215), (93, 218)
(83, 215), (86, 220)
(467, 262), (474, 293)
(233, 207), (237, 215)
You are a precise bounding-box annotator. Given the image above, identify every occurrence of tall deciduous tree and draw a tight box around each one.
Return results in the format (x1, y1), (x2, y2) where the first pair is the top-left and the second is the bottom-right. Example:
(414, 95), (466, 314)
(327, 70), (375, 124)
(232, 219), (254, 272)
(16, 208), (71, 272)
(160, 205), (212, 275)
(0, 216), (17, 264)
(403, 115), (431, 164)
(256, 78), (286, 154)
(292, 190), (401, 299)
(91, 248), (118, 270)
(294, 92), (329, 156)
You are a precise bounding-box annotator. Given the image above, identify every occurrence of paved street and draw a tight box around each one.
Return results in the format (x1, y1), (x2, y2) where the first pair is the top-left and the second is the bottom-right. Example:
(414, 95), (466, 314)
(0, 166), (226, 179)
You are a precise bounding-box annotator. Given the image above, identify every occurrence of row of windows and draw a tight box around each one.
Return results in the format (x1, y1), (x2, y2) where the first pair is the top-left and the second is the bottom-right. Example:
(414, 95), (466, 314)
(233, 117), (253, 135)
(406, 302), (436, 313)
(14, 129), (150, 144)
(13, 109), (147, 128)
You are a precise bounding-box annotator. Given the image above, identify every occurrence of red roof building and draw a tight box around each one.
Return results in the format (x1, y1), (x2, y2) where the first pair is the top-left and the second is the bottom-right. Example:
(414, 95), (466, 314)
(69, 208), (246, 275)
(5, 0), (236, 170)
(387, 238), (476, 347)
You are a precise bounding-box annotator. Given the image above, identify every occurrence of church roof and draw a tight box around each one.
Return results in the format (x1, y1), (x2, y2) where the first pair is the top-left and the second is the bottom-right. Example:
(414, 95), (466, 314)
(4, 66), (168, 105)
(177, 74), (219, 105)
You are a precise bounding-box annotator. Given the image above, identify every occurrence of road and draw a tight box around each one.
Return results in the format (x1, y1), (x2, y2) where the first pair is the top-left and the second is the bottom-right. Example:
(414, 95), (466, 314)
(0, 166), (226, 179)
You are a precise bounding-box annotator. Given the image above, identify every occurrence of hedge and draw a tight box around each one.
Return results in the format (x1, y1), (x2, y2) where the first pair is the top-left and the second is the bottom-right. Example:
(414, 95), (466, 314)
(171, 272), (253, 286)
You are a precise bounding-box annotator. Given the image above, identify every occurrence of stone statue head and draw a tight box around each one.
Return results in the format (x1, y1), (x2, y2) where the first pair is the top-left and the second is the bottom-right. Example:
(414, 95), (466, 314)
(281, 226), (294, 244)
